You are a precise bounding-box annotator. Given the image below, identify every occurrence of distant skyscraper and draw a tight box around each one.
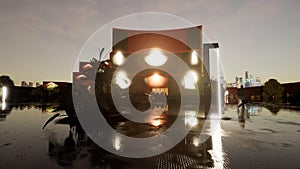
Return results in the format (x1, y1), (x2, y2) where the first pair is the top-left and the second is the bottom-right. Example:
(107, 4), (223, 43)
(245, 71), (249, 82)
(230, 72), (262, 88)
(235, 77), (239, 83)
(255, 77), (262, 86)
(250, 74), (255, 86)
(235, 76), (239, 87)
(245, 82), (250, 88)
(255, 77), (261, 83)
(239, 77), (243, 88)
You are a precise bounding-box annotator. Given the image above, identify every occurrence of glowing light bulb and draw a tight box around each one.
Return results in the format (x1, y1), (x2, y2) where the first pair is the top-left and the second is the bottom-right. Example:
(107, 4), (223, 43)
(144, 48), (167, 67)
(191, 50), (198, 65)
(145, 73), (167, 87)
(113, 51), (125, 66)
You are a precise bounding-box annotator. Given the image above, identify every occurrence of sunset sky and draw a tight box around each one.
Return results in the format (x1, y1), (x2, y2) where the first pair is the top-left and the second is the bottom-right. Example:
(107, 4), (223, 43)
(0, 0), (299, 85)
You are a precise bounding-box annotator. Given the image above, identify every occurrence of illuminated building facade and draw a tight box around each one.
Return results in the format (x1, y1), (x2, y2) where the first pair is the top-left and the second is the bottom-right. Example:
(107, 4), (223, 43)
(73, 25), (221, 118)
(94, 26), (214, 116)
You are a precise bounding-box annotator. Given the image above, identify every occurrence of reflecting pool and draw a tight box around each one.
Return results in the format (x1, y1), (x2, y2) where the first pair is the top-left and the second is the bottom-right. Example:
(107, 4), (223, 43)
(0, 103), (299, 168)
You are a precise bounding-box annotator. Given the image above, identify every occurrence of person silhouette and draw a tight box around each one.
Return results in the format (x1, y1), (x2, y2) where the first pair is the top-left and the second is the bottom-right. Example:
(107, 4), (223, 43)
(237, 85), (246, 111)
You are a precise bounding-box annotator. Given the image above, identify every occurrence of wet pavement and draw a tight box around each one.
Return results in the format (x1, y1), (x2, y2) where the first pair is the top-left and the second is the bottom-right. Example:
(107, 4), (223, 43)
(221, 105), (300, 169)
(0, 104), (299, 169)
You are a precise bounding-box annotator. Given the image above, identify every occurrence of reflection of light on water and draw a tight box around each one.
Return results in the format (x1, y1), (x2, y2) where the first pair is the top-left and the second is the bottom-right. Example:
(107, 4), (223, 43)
(2, 86), (7, 102)
(210, 49), (225, 168)
(150, 119), (162, 127)
(192, 136), (200, 147)
(1, 101), (6, 110)
(147, 107), (167, 127)
(113, 135), (121, 151)
(115, 71), (131, 89)
(248, 105), (261, 116)
(1, 86), (7, 110)
(148, 115), (165, 127)
(210, 123), (224, 169)
(182, 70), (198, 89)
(185, 117), (198, 127)
(185, 111), (198, 127)
(46, 107), (56, 113)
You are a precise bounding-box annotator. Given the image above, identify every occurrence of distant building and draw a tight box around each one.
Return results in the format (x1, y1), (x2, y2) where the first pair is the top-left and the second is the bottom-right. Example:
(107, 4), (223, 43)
(255, 77), (261, 83)
(226, 81), (300, 104)
(239, 77), (243, 88)
(245, 71), (249, 83)
(245, 81), (251, 88)
(232, 71), (262, 88)
(249, 74), (255, 86)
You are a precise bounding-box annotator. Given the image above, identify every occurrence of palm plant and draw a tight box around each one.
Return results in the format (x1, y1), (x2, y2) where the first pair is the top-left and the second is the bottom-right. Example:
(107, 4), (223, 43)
(90, 48), (105, 74)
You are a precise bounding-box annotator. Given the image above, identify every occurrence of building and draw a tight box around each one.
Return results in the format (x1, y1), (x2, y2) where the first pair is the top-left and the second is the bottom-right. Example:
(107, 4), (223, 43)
(225, 81), (300, 104)
(73, 25), (221, 118)
(229, 71), (262, 88)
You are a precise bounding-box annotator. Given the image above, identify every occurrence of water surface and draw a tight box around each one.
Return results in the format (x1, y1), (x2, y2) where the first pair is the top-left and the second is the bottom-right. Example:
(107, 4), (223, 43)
(0, 104), (299, 169)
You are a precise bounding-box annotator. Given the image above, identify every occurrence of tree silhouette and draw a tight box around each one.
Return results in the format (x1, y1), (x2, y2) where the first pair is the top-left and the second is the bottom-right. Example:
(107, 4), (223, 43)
(262, 78), (284, 103)
(0, 75), (14, 88)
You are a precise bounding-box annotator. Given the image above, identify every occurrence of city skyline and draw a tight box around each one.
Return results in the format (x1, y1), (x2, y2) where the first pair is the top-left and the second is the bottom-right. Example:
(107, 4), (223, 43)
(0, 0), (299, 85)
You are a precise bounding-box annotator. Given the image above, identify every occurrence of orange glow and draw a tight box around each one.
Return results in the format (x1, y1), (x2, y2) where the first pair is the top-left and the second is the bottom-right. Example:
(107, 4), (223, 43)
(145, 73), (167, 87)
(149, 117), (166, 127)
(150, 119), (162, 127)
